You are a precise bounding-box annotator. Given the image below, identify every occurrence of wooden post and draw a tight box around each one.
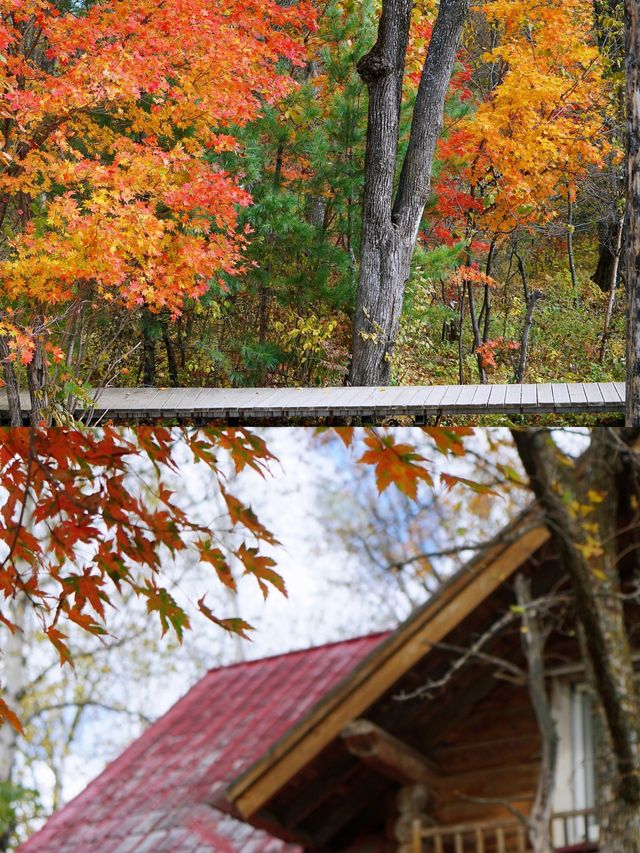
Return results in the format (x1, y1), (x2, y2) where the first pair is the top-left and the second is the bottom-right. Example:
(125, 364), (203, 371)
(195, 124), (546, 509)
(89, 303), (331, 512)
(412, 818), (422, 853)
(626, 0), (640, 424)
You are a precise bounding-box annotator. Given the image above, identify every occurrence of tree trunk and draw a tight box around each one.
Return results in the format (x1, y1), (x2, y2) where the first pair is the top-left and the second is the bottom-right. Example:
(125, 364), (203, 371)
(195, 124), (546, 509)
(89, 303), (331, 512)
(162, 323), (178, 386)
(515, 290), (543, 383)
(26, 326), (50, 427)
(512, 429), (640, 851)
(141, 311), (156, 387)
(593, 209), (624, 292)
(599, 212), (625, 363)
(625, 0), (640, 425)
(0, 337), (22, 426)
(0, 597), (26, 850)
(349, 0), (470, 386)
(515, 574), (557, 853)
(567, 195), (579, 307)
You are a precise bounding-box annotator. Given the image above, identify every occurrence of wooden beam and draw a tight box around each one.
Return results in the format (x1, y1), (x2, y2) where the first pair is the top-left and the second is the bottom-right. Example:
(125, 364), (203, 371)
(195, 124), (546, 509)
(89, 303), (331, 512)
(226, 519), (549, 819)
(341, 719), (440, 787)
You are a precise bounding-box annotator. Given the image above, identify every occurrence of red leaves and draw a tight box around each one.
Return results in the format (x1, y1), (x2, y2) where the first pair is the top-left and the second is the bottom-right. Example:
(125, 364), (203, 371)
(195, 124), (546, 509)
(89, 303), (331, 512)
(0, 0), (316, 356)
(476, 338), (520, 369)
(448, 265), (499, 290)
(0, 427), (284, 671)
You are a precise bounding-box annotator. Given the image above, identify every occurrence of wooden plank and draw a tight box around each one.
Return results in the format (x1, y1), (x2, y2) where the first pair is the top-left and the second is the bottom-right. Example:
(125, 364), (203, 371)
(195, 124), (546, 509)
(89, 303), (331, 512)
(454, 385), (478, 410)
(566, 383), (587, 407)
(536, 384), (555, 411)
(598, 382), (622, 407)
(504, 384), (522, 411)
(614, 381), (626, 403)
(93, 387), (164, 411)
(551, 383), (571, 409)
(488, 385), (507, 408)
(228, 522), (550, 818)
(581, 383), (604, 410)
(413, 385), (450, 411)
(469, 384), (492, 411)
(438, 385), (463, 410)
(520, 385), (537, 410)
(192, 387), (261, 417)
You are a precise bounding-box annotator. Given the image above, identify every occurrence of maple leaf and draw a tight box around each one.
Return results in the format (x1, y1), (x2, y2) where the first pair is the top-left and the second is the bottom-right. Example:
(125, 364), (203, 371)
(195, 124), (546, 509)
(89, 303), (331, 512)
(197, 596), (253, 639)
(236, 543), (287, 599)
(358, 433), (434, 498)
(440, 473), (500, 496)
(198, 540), (237, 592)
(0, 698), (23, 734)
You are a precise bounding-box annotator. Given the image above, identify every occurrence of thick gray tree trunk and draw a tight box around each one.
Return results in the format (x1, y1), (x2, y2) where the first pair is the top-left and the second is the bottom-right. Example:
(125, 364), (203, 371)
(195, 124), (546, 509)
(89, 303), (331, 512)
(626, 0), (640, 424)
(349, 0), (470, 386)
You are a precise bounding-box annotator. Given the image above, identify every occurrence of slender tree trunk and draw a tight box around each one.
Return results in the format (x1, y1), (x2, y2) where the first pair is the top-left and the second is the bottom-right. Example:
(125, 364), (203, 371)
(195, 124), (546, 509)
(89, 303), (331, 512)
(626, 0), (640, 425)
(0, 597), (26, 850)
(467, 282), (486, 382)
(457, 284), (466, 384)
(162, 323), (178, 386)
(349, 0), (470, 386)
(515, 290), (543, 383)
(482, 239), (496, 343)
(515, 575), (557, 853)
(141, 311), (156, 387)
(512, 429), (640, 851)
(0, 336), (22, 426)
(567, 194), (579, 307)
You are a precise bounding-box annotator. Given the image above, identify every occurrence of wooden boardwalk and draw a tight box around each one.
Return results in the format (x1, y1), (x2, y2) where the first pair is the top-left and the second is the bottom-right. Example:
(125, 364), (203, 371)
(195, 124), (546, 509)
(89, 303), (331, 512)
(0, 382), (626, 424)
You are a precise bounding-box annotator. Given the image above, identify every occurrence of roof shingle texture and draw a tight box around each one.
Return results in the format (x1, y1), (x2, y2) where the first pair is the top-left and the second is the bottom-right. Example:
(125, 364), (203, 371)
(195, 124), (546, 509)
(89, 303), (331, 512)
(20, 633), (386, 853)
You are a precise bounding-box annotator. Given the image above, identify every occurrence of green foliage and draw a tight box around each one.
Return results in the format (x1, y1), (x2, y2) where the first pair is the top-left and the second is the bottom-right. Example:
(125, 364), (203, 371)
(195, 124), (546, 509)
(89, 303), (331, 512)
(0, 781), (42, 848)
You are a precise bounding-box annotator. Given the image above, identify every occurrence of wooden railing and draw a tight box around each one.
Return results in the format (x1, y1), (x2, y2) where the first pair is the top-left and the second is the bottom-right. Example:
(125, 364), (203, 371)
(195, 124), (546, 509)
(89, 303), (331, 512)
(412, 809), (598, 853)
(412, 818), (527, 853)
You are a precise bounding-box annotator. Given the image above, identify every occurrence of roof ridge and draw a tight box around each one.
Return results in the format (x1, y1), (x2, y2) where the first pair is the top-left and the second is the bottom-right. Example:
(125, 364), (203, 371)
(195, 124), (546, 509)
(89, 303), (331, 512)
(207, 630), (391, 673)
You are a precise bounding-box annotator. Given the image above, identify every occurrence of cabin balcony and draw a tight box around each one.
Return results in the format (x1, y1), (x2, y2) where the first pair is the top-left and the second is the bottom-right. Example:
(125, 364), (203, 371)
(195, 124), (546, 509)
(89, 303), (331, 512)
(411, 808), (598, 853)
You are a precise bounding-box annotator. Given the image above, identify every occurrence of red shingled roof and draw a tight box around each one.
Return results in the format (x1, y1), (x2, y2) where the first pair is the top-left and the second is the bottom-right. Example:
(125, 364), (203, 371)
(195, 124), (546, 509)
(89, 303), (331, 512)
(20, 633), (387, 853)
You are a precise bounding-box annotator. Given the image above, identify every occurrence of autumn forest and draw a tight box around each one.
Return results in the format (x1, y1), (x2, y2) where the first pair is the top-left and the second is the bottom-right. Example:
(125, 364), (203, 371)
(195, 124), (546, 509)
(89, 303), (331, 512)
(0, 0), (636, 425)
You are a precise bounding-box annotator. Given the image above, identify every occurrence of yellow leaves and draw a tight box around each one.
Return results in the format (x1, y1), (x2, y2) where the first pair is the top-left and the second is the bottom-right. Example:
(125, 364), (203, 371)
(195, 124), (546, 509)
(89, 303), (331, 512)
(576, 537), (604, 560)
(456, 0), (613, 234)
(587, 489), (605, 504)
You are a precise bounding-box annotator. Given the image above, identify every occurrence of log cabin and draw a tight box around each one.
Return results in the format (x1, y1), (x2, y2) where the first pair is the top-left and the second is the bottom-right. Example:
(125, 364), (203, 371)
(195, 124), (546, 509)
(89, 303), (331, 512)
(20, 495), (636, 853)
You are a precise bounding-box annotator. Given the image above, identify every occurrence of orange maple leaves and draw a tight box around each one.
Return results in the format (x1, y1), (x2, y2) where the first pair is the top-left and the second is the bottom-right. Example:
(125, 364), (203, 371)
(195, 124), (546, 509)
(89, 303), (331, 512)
(0, 0), (315, 361)
(0, 428), (281, 671)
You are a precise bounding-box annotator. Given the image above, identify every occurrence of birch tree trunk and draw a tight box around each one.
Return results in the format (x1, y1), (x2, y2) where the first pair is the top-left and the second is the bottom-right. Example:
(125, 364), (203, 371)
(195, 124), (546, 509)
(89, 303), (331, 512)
(625, 0), (640, 425)
(512, 428), (640, 851)
(349, 0), (469, 386)
(0, 597), (27, 844)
